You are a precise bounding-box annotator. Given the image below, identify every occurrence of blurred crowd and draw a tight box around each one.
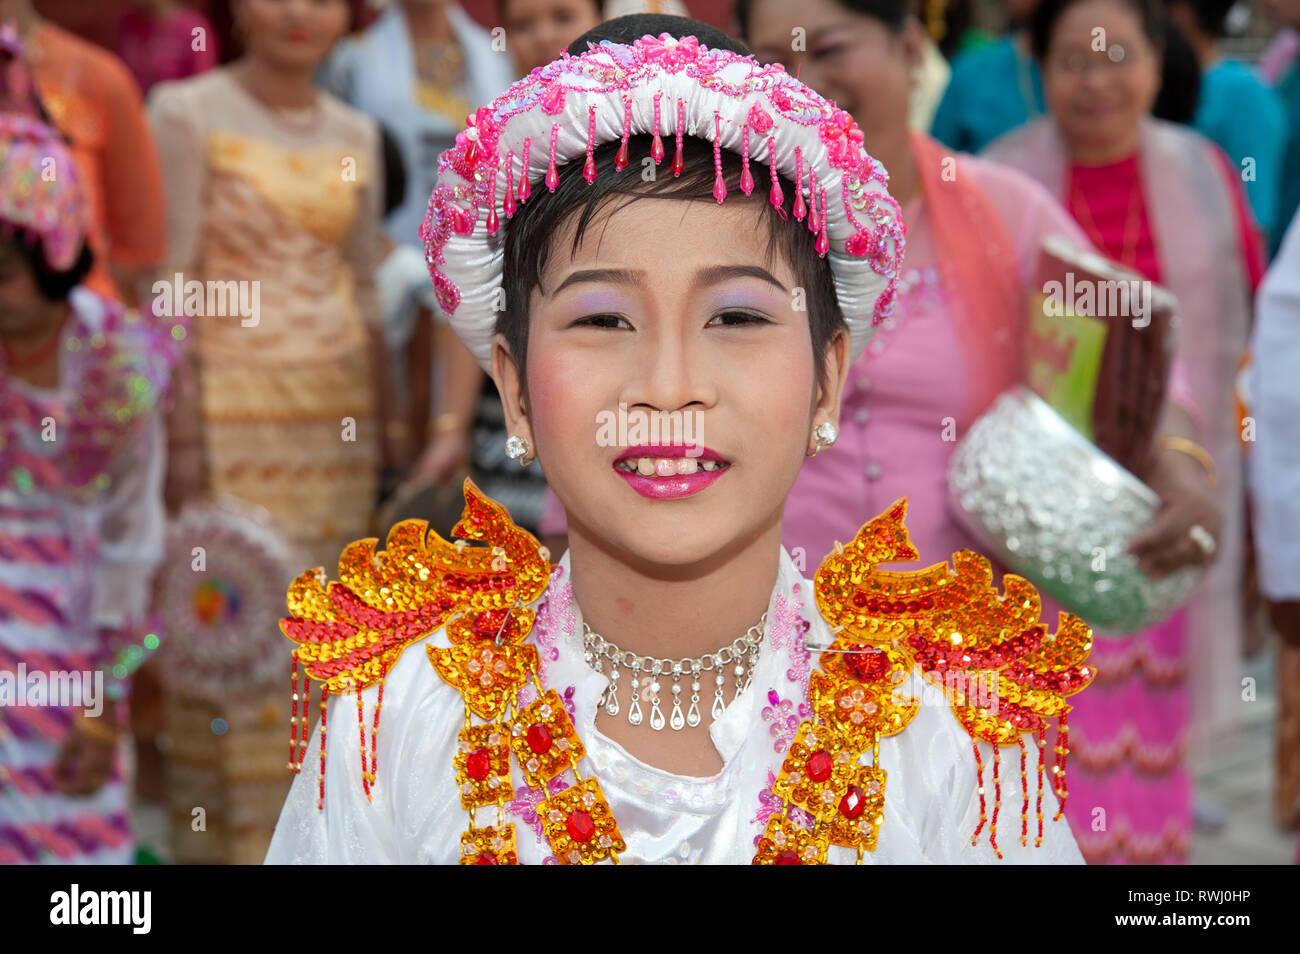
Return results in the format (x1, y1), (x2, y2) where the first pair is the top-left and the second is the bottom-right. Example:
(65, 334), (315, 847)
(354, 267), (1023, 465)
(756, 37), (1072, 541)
(1, 0), (1298, 865)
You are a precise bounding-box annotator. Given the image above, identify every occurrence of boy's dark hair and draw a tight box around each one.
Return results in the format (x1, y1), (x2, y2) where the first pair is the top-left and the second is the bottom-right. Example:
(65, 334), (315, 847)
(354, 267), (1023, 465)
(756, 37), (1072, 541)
(2, 231), (95, 302)
(494, 15), (845, 396)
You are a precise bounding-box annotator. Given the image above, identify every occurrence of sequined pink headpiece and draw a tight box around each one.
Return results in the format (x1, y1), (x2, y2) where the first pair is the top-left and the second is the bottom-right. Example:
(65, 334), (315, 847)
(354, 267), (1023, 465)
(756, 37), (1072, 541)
(0, 26), (91, 271)
(421, 32), (906, 371)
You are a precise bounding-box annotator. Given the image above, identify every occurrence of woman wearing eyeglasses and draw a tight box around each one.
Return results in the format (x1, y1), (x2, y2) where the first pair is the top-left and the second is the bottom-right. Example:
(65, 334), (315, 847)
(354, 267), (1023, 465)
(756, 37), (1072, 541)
(986, 0), (1262, 864)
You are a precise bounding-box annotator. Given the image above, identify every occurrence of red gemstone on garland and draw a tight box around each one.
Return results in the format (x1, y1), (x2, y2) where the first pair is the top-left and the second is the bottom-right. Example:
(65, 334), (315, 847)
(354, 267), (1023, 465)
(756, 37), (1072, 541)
(474, 851), (498, 865)
(566, 810), (596, 843)
(838, 784), (866, 819)
(845, 645), (890, 682)
(806, 749), (833, 783)
(526, 723), (553, 754)
(465, 747), (492, 781)
(774, 850), (801, 865)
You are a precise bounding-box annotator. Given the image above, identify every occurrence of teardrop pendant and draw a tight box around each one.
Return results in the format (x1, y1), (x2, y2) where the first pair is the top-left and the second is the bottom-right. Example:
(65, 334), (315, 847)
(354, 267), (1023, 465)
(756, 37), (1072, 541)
(605, 684), (620, 716)
(649, 696), (666, 731)
(615, 138), (629, 171)
(669, 696), (685, 731)
(487, 204), (498, 236)
(583, 153), (597, 183)
(651, 132), (664, 162)
(628, 677), (643, 726)
(686, 696), (701, 728)
(672, 141), (684, 177)
(712, 673), (726, 720)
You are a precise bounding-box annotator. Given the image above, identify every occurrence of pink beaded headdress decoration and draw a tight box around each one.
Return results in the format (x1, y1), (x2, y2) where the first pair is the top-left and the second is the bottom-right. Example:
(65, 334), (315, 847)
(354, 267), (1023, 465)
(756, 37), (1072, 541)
(0, 26), (90, 271)
(421, 29), (906, 371)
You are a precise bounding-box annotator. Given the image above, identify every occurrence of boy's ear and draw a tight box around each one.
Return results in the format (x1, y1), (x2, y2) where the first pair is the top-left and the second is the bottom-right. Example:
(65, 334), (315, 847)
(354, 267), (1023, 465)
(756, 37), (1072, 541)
(491, 332), (533, 444)
(813, 326), (851, 434)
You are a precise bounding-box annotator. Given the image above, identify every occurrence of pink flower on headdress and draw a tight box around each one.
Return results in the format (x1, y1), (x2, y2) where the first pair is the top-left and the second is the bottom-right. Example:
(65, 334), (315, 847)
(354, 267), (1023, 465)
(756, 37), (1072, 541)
(637, 33), (701, 72)
(820, 108), (866, 170)
(454, 106), (500, 169)
(747, 103), (774, 134)
(770, 86), (795, 112)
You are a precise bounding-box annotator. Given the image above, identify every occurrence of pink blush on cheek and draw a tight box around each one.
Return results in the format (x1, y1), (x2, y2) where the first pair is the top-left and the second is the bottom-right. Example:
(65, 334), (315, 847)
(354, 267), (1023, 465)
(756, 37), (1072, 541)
(523, 346), (609, 461)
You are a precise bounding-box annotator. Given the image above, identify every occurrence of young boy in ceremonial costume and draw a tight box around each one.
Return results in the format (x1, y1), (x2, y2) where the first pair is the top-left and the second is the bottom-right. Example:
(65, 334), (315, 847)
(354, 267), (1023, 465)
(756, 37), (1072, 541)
(266, 14), (1095, 865)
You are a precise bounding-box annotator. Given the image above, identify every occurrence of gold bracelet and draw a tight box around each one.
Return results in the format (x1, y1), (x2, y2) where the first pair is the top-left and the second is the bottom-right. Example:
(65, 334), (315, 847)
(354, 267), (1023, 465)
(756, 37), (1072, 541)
(1159, 436), (1218, 489)
(76, 713), (119, 745)
(430, 412), (465, 436)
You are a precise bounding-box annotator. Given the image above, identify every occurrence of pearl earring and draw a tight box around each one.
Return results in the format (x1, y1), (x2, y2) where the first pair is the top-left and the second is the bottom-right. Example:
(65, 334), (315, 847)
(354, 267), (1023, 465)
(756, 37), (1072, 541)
(806, 421), (838, 457)
(505, 434), (532, 467)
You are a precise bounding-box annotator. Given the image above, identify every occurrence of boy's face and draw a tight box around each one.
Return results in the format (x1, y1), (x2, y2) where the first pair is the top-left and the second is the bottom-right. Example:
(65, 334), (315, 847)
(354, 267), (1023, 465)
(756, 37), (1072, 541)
(493, 196), (849, 569)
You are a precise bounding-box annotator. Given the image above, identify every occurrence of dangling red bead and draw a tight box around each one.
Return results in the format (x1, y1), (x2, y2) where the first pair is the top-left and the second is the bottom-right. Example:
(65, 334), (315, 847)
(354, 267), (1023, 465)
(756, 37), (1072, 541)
(808, 169), (820, 232)
(503, 150), (516, 216)
(583, 105), (598, 184)
(767, 136), (784, 212)
(672, 98), (685, 177)
(546, 123), (559, 192)
(739, 124), (754, 196)
(651, 91), (664, 163)
(615, 95), (632, 171)
(792, 148), (806, 220)
(711, 115), (726, 203)
(487, 205), (499, 236)
(518, 137), (531, 202)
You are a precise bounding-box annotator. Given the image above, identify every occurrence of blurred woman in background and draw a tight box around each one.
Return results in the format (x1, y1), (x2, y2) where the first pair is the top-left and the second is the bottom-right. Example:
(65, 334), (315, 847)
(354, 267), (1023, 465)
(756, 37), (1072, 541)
(500, 0), (603, 76)
(0, 0), (166, 304)
(987, 0), (1259, 863)
(320, 0), (515, 249)
(148, 0), (391, 863)
(1, 56), (174, 862)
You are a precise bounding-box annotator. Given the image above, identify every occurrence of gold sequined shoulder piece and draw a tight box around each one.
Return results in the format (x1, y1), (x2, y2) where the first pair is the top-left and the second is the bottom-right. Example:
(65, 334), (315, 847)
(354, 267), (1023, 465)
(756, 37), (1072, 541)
(811, 498), (1096, 856)
(280, 478), (551, 695)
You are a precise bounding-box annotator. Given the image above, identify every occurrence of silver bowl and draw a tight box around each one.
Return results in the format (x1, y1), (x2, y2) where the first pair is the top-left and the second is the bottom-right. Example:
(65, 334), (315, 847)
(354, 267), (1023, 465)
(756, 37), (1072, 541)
(947, 386), (1201, 636)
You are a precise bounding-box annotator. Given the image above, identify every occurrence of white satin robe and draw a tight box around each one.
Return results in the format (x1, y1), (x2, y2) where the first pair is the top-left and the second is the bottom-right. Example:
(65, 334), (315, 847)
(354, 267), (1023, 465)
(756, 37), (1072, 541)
(265, 548), (1085, 865)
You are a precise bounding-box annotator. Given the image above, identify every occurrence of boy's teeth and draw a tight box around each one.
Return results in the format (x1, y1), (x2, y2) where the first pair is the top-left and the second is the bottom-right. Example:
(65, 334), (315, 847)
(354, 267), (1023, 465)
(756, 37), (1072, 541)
(624, 456), (721, 475)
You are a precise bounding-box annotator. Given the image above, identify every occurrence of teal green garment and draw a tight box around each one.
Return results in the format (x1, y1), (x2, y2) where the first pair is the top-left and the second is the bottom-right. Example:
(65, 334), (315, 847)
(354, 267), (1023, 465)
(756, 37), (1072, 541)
(930, 35), (1044, 154)
(1275, 63), (1300, 258)
(1195, 58), (1287, 239)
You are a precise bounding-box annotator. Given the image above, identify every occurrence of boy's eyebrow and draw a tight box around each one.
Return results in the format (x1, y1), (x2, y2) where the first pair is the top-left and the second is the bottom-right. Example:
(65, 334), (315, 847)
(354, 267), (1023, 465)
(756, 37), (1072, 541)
(549, 264), (786, 296)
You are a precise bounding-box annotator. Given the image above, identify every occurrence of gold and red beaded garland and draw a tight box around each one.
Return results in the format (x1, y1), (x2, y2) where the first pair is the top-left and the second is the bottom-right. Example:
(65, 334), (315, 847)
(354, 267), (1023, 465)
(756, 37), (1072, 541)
(435, 625), (627, 865)
(282, 482), (1093, 864)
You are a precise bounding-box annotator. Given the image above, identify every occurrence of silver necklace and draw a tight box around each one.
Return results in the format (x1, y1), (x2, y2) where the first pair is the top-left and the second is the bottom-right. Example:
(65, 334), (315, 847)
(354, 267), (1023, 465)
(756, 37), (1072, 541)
(582, 614), (766, 732)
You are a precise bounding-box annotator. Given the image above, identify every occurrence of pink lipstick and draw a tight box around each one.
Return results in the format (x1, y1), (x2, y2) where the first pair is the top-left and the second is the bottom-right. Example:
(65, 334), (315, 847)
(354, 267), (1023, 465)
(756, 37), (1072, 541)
(612, 444), (730, 500)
